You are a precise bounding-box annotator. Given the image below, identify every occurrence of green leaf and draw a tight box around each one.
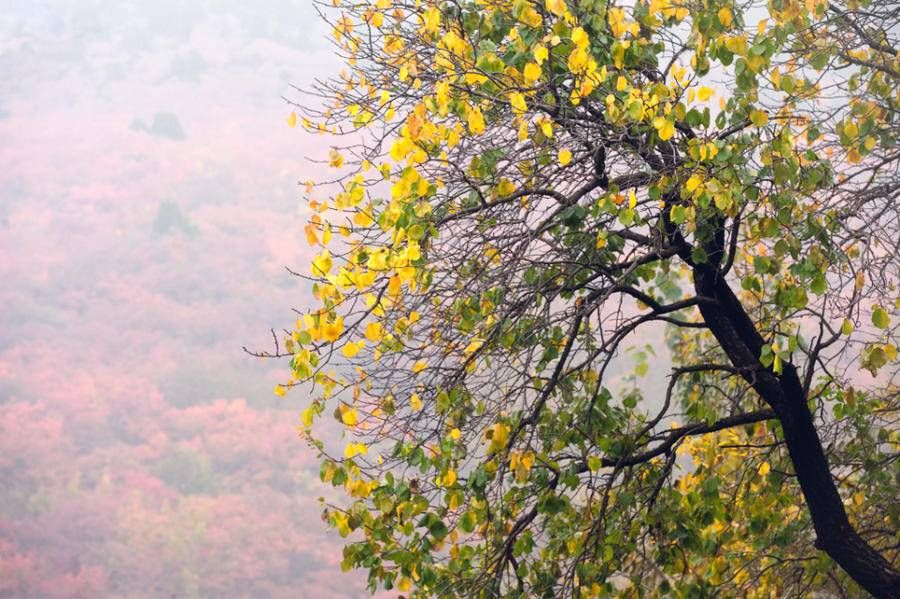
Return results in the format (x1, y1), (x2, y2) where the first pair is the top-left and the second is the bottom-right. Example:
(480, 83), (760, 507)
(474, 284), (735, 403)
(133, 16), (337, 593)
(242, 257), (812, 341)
(627, 100), (643, 120)
(841, 319), (854, 335)
(691, 247), (708, 264)
(872, 306), (890, 329)
(810, 274), (826, 295)
(749, 109), (769, 127)
(759, 344), (774, 367)
(428, 519), (449, 540)
(862, 345), (888, 375)
(459, 511), (476, 533)
(539, 494), (567, 515)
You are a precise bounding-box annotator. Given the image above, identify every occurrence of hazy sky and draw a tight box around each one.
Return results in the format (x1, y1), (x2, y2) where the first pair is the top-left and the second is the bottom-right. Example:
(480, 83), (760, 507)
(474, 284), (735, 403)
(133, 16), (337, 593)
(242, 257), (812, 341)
(0, 2), (375, 597)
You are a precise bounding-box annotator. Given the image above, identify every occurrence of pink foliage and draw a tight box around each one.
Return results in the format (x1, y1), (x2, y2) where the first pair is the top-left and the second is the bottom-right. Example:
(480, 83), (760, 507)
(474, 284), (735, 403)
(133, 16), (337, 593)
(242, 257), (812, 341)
(0, 7), (364, 594)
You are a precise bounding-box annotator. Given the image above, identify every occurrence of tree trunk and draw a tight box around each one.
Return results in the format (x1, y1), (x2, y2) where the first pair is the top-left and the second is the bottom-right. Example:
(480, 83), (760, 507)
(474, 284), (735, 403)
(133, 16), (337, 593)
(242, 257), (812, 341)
(692, 264), (900, 598)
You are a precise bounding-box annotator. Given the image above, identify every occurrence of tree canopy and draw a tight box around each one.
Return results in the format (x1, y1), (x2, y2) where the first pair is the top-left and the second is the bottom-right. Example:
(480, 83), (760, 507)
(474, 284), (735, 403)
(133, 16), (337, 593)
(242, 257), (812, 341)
(274, 0), (900, 595)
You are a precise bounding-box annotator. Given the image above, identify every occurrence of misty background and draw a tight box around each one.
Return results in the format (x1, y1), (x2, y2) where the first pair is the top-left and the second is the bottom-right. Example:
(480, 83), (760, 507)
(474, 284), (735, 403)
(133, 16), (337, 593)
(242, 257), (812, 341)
(0, 2), (377, 596)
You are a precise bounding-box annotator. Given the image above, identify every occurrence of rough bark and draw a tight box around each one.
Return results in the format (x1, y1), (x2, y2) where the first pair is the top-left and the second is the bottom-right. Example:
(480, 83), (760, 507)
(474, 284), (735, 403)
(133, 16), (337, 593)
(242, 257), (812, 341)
(692, 263), (900, 598)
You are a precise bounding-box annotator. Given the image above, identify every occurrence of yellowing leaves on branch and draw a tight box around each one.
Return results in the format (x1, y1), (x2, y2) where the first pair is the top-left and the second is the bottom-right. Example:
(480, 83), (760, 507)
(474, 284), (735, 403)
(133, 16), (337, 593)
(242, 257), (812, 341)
(522, 62), (541, 84)
(328, 148), (344, 168)
(267, 0), (900, 595)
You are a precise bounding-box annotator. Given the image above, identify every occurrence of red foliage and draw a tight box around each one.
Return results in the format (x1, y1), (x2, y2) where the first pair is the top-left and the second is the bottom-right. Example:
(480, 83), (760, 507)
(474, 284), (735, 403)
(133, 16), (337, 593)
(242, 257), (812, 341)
(0, 27), (366, 592)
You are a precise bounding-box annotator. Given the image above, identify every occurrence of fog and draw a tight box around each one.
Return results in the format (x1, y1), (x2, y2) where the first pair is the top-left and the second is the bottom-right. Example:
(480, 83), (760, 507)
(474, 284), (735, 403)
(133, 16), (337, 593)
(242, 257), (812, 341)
(0, 2), (371, 596)
(0, 2), (685, 597)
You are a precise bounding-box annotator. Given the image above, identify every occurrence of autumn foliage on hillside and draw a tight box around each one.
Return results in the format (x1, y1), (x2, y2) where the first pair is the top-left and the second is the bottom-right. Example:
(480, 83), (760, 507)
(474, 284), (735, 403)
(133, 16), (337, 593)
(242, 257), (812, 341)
(0, 61), (358, 597)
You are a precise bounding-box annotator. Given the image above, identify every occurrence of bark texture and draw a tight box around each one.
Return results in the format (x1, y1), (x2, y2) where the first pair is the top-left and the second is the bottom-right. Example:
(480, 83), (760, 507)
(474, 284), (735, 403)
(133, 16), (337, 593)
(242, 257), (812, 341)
(692, 263), (900, 598)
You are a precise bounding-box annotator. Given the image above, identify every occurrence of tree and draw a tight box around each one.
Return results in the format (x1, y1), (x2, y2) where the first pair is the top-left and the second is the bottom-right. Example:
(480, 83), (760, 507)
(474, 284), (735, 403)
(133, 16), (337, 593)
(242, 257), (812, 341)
(277, 0), (899, 595)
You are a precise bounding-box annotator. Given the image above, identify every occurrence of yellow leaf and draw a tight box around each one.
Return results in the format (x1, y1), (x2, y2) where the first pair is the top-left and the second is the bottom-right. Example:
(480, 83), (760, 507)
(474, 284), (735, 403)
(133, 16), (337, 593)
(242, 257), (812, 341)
(312, 250), (333, 276)
(558, 148), (573, 166)
(421, 6), (440, 33)
(539, 119), (553, 138)
(717, 7), (733, 27)
(443, 468), (457, 487)
(353, 209), (374, 228)
(464, 71), (487, 86)
(571, 27), (589, 48)
(464, 338), (484, 354)
(685, 174), (703, 193)
(274, 384), (287, 397)
(757, 462), (771, 476)
(449, 428), (461, 440)
(487, 422), (509, 452)
(349, 479), (373, 498)
(696, 86), (714, 101)
(387, 274), (402, 296)
(608, 7), (627, 38)
(301, 407), (314, 427)
(545, 0), (567, 17)
(616, 75), (628, 92)
(653, 116), (675, 141)
(467, 106), (485, 134)
(305, 223), (319, 246)
(523, 62), (542, 84)
(533, 43), (549, 65)
(389, 138), (410, 162)
(508, 91), (528, 114)
(344, 442), (368, 458)
(287, 112), (297, 128)
(410, 392), (423, 411)
(341, 408), (359, 427)
(749, 109), (768, 127)
(321, 317), (344, 342)
(342, 340), (363, 358)
(496, 178), (516, 197)
(328, 148), (344, 168)
(363, 323), (383, 345)
(520, 451), (534, 470)
(406, 241), (421, 261)
(659, 120), (675, 140)
(412, 360), (427, 373)
(518, 120), (529, 141)
(567, 47), (588, 74)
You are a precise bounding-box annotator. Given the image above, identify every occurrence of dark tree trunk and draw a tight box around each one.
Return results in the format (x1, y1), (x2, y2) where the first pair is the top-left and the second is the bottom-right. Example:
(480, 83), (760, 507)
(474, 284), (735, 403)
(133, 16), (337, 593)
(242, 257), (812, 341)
(692, 264), (900, 598)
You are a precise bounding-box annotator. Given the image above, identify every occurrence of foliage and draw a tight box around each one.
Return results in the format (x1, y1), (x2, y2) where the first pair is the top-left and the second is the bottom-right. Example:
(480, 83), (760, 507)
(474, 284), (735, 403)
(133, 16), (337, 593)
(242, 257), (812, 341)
(0, 390), (347, 598)
(280, 0), (900, 596)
